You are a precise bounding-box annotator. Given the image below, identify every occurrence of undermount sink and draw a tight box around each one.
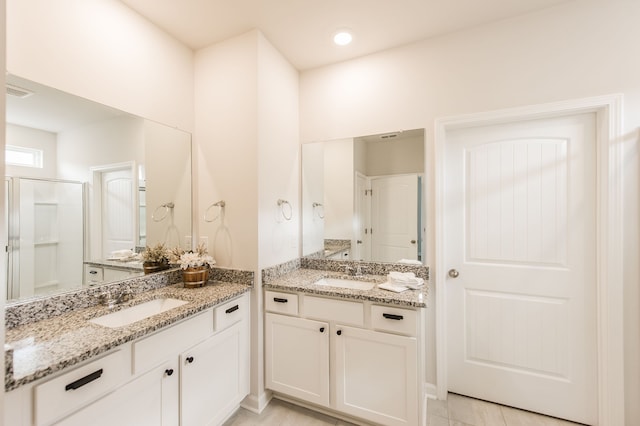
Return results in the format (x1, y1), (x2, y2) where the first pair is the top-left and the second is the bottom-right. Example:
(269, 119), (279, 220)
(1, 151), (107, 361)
(89, 297), (188, 328)
(314, 277), (376, 291)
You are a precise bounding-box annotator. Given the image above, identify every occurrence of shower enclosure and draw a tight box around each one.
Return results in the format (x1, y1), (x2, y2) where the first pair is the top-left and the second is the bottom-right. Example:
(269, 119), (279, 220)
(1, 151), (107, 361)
(5, 177), (84, 300)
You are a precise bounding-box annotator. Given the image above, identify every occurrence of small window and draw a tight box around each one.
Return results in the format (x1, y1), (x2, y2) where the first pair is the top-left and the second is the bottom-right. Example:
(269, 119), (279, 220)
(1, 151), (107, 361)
(6, 145), (43, 168)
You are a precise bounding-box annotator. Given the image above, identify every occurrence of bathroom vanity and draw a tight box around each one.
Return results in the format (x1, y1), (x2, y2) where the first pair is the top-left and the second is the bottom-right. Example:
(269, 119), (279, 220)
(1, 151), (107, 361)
(263, 265), (428, 426)
(4, 272), (251, 426)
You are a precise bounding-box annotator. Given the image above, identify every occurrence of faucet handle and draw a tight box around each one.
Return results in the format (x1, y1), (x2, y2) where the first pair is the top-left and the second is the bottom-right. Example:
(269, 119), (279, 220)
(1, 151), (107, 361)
(117, 291), (132, 304)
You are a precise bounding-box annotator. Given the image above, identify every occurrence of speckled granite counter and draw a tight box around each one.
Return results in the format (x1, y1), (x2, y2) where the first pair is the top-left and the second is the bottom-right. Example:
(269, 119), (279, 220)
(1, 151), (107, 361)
(84, 259), (144, 271)
(323, 239), (351, 258)
(263, 268), (427, 308)
(5, 281), (251, 391)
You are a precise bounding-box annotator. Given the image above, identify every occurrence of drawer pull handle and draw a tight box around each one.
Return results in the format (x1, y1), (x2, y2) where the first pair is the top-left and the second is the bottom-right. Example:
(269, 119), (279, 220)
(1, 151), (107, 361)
(319, 327), (325, 333)
(89, 270), (97, 275)
(383, 313), (404, 321)
(225, 305), (239, 314)
(165, 368), (174, 376)
(273, 297), (288, 303)
(337, 330), (342, 336)
(186, 356), (194, 364)
(65, 368), (103, 391)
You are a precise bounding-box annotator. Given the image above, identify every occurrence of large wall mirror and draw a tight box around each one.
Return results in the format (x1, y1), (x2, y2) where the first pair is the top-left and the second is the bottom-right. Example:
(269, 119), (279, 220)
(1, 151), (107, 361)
(5, 75), (192, 302)
(302, 129), (425, 264)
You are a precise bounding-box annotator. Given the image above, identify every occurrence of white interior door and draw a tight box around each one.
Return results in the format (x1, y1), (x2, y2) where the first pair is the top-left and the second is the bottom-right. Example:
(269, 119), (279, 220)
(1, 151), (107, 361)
(371, 175), (418, 262)
(101, 168), (135, 257)
(445, 113), (597, 424)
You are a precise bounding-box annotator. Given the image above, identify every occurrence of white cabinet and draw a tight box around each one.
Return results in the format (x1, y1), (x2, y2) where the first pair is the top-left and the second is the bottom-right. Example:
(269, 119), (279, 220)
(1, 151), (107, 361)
(334, 325), (418, 426)
(265, 313), (330, 406)
(56, 361), (179, 426)
(9, 292), (250, 426)
(265, 292), (424, 426)
(181, 319), (250, 426)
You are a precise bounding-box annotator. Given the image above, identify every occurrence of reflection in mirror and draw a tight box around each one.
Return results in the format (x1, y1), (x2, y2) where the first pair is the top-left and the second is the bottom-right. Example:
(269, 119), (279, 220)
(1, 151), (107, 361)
(302, 129), (425, 264)
(5, 75), (192, 303)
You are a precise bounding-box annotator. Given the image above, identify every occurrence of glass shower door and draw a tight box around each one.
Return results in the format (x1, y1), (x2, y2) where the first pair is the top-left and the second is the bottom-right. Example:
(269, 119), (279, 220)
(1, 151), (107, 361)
(7, 177), (84, 300)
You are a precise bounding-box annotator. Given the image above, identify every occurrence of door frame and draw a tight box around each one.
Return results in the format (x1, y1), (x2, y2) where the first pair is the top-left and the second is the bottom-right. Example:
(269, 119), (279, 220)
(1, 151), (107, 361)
(434, 94), (624, 426)
(89, 161), (138, 260)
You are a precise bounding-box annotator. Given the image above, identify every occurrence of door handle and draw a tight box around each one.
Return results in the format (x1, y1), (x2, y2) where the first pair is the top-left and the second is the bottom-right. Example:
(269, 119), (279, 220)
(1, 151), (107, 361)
(410, 240), (416, 244)
(448, 269), (459, 278)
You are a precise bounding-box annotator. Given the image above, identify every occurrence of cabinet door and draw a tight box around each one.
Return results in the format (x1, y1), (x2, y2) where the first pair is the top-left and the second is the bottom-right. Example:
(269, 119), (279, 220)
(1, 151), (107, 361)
(265, 313), (330, 407)
(57, 361), (179, 426)
(180, 321), (249, 426)
(334, 325), (418, 426)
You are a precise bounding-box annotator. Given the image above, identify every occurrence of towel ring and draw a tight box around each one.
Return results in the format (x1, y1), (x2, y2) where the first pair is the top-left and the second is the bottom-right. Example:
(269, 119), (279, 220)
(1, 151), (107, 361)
(312, 202), (325, 219)
(152, 202), (174, 222)
(277, 199), (292, 221)
(204, 200), (226, 222)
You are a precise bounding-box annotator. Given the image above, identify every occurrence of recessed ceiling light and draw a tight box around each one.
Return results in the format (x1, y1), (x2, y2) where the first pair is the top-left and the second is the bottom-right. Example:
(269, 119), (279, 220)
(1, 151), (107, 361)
(333, 31), (352, 46)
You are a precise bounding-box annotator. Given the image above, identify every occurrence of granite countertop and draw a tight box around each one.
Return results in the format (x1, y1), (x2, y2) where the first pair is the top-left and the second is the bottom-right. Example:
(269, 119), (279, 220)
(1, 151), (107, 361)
(85, 259), (144, 271)
(263, 268), (427, 308)
(5, 281), (251, 391)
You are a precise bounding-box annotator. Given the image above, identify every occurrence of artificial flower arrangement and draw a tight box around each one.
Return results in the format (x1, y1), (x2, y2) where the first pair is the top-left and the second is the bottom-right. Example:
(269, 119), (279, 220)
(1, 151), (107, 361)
(140, 243), (170, 274)
(169, 243), (216, 270)
(169, 243), (216, 288)
(141, 243), (170, 264)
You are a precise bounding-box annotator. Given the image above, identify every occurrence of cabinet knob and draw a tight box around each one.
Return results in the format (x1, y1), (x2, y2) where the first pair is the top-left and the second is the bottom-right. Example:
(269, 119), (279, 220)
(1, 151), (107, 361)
(186, 356), (194, 364)
(319, 327), (325, 333)
(165, 368), (174, 376)
(337, 330), (342, 336)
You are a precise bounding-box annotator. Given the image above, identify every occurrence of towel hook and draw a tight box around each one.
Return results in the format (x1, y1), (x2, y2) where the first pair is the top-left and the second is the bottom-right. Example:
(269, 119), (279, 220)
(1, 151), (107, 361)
(204, 200), (226, 222)
(152, 202), (174, 222)
(277, 199), (292, 221)
(312, 202), (325, 219)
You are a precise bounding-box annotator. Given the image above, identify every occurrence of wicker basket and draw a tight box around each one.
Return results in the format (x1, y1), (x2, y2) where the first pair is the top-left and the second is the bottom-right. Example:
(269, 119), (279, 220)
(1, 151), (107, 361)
(182, 266), (209, 288)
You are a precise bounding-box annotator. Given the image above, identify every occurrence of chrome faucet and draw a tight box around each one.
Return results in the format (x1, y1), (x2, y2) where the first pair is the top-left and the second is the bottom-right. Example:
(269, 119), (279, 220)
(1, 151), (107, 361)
(344, 264), (366, 277)
(98, 290), (132, 308)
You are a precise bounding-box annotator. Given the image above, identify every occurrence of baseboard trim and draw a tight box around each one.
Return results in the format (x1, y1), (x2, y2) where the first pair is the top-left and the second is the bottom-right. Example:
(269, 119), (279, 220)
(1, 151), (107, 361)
(240, 390), (273, 414)
(424, 382), (438, 400)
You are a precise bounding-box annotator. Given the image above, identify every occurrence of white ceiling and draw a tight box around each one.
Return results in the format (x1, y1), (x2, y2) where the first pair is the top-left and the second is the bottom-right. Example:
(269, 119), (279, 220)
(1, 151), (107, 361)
(120, 0), (573, 70)
(6, 75), (128, 133)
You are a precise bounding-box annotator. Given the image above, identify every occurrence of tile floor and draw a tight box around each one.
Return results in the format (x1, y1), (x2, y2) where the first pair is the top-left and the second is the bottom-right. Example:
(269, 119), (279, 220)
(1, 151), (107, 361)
(222, 393), (585, 426)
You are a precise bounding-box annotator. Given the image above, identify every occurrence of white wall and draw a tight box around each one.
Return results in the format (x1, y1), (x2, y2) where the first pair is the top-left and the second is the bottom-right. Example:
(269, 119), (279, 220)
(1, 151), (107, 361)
(365, 135), (424, 176)
(5, 124), (57, 179)
(257, 32), (300, 270)
(56, 115), (144, 182)
(144, 121), (192, 249)
(6, 0), (194, 132)
(195, 31), (259, 270)
(324, 139), (353, 240)
(300, 0), (640, 422)
(301, 142), (324, 256)
(195, 30), (299, 410)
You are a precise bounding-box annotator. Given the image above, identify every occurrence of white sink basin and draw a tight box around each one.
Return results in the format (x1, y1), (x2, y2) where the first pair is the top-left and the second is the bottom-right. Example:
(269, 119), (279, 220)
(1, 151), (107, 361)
(89, 298), (188, 328)
(314, 277), (375, 291)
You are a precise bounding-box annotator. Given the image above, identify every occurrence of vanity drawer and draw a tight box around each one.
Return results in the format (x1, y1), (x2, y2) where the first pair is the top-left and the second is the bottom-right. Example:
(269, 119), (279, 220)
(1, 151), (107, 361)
(133, 310), (212, 374)
(215, 293), (249, 332)
(265, 291), (298, 315)
(34, 349), (128, 426)
(304, 296), (364, 327)
(371, 305), (417, 336)
(84, 265), (103, 285)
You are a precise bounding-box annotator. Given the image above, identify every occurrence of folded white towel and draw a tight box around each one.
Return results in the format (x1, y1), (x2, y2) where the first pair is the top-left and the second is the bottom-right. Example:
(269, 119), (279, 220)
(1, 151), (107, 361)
(108, 249), (135, 260)
(387, 271), (424, 289)
(397, 259), (423, 265)
(378, 282), (410, 293)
